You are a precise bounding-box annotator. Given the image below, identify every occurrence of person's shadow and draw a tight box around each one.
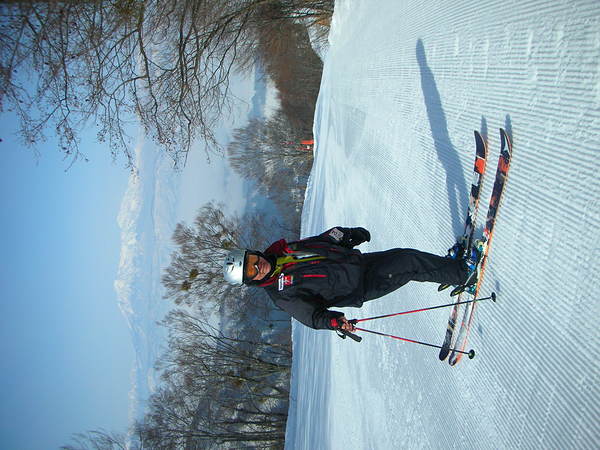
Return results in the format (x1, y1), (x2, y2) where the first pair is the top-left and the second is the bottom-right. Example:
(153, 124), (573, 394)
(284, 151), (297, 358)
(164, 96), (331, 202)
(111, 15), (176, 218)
(416, 39), (468, 236)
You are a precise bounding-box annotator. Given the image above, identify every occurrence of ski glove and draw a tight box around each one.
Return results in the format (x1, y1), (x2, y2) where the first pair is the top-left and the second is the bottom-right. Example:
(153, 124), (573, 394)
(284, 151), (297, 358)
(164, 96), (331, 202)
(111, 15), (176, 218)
(345, 227), (371, 248)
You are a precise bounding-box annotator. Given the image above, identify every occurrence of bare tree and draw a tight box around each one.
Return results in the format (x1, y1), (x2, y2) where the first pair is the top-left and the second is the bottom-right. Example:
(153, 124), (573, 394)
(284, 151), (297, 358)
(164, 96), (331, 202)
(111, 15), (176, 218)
(161, 201), (288, 314)
(227, 111), (313, 231)
(226, 15), (323, 229)
(1, 0), (333, 168)
(63, 306), (292, 449)
(162, 202), (240, 306)
(61, 429), (134, 450)
(138, 309), (291, 449)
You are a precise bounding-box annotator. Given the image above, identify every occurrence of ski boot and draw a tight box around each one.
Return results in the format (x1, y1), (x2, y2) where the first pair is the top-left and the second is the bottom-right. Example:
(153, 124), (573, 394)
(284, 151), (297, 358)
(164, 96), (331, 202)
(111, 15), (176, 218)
(446, 235), (468, 259)
(438, 236), (469, 291)
(450, 241), (484, 297)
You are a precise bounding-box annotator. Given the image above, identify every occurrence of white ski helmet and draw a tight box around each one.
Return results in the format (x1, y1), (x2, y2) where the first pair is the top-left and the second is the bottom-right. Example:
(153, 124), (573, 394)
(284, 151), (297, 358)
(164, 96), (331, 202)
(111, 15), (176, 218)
(223, 248), (248, 285)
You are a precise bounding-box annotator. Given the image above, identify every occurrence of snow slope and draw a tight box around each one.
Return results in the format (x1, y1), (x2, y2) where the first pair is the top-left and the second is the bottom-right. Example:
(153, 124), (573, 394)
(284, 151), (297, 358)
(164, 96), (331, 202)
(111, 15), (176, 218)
(286, 0), (600, 448)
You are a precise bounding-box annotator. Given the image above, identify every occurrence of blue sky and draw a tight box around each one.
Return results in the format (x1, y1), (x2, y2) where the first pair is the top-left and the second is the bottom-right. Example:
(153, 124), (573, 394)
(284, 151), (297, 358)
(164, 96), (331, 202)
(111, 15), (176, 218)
(0, 67), (261, 449)
(0, 115), (134, 449)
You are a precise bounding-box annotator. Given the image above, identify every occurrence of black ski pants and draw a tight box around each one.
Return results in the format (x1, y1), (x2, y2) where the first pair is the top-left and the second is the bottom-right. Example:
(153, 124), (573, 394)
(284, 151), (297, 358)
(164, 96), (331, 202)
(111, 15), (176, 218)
(362, 248), (467, 301)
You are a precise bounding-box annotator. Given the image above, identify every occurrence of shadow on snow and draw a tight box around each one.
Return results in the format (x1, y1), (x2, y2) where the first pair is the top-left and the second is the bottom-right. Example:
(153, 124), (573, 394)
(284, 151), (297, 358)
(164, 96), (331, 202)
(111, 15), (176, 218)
(416, 38), (468, 236)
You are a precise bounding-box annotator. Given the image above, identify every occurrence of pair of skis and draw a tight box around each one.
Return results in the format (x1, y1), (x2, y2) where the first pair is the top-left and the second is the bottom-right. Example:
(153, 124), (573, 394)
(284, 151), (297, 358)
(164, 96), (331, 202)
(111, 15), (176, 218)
(438, 129), (513, 366)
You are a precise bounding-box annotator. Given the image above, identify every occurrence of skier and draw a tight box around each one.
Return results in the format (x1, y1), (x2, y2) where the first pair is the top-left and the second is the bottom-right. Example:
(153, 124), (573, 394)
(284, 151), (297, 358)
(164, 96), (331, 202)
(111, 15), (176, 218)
(222, 227), (477, 333)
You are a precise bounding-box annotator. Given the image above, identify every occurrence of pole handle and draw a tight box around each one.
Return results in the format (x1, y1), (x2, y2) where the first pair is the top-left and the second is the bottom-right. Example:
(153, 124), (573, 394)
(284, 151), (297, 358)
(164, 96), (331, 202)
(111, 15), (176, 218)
(337, 329), (362, 342)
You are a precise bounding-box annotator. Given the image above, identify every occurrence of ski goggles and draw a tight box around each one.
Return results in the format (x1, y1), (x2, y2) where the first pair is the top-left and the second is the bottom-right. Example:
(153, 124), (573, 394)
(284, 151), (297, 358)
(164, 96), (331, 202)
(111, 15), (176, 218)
(243, 252), (262, 282)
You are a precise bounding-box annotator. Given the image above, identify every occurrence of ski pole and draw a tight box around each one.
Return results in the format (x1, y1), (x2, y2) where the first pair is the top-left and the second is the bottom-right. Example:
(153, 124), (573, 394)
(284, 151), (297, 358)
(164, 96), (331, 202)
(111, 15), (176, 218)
(351, 292), (496, 324)
(336, 328), (362, 342)
(354, 327), (475, 359)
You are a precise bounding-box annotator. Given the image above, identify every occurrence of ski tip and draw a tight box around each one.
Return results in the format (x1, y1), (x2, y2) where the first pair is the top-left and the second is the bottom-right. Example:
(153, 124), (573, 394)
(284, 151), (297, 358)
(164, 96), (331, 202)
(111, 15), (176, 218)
(468, 349), (476, 359)
(500, 128), (512, 152)
(491, 292), (497, 302)
(474, 130), (486, 153)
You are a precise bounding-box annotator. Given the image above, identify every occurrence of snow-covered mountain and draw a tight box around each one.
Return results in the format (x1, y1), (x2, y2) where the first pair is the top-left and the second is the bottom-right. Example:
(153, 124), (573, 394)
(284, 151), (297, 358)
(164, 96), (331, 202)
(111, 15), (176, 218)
(114, 136), (181, 421)
(287, 1), (600, 449)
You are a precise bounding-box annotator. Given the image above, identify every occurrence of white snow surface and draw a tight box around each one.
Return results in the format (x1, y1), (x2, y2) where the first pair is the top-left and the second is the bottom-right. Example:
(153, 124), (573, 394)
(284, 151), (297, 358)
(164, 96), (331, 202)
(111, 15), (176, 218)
(286, 1), (600, 449)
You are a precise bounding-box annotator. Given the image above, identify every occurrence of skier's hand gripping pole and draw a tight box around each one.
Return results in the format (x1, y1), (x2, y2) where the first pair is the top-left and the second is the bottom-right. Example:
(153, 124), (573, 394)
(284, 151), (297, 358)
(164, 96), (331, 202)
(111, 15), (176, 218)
(335, 317), (362, 342)
(336, 328), (362, 342)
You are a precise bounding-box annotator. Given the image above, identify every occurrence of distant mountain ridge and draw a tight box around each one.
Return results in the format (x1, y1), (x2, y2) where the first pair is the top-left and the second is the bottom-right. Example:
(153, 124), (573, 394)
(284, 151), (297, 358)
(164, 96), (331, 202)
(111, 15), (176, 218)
(114, 137), (181, 422)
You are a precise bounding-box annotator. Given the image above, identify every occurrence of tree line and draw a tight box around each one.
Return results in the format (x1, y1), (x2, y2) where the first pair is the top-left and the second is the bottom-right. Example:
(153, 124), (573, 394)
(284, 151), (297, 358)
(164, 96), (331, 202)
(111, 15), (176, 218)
(51, 1), (332, 446)
(228, 19), (324, 230)
(1, 0), (331, 169)
(63, 203), (296, 449)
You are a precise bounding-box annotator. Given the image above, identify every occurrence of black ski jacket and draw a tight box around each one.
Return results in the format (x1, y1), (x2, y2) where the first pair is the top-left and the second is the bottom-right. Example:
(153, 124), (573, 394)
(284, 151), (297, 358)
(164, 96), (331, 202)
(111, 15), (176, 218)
(257, 227), (367, 330)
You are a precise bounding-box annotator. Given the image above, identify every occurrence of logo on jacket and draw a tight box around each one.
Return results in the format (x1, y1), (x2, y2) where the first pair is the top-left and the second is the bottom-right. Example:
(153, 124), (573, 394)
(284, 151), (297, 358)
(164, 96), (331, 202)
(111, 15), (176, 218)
(278, 274), (294, 291)
(328, 227), (344, 242)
